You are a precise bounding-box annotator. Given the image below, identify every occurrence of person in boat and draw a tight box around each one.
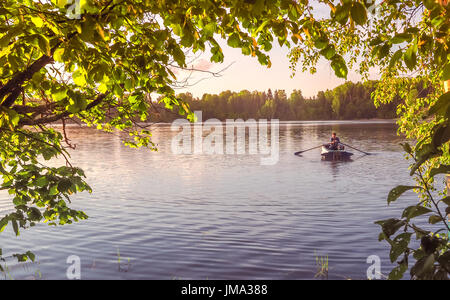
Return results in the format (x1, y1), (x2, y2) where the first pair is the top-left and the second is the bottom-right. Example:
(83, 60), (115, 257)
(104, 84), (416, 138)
(328, 132), (341, 150)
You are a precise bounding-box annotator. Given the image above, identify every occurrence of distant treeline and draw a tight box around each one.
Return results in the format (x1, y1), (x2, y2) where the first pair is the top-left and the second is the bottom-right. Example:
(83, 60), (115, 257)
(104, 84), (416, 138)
(149, 81), (403, 122)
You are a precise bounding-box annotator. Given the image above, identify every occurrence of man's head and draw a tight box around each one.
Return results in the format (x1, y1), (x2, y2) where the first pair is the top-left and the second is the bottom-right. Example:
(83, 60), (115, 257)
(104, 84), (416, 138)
(332, 132), (336, 138)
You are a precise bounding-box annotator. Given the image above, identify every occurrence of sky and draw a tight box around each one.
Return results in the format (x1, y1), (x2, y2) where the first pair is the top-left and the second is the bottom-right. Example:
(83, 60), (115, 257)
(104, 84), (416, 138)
(173, 1), (385, 99)
(175, 40), (373, 99)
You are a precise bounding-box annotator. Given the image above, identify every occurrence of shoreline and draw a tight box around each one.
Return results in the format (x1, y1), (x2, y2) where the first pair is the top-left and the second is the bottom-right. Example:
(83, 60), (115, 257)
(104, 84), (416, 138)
(45, 119), (398, 128)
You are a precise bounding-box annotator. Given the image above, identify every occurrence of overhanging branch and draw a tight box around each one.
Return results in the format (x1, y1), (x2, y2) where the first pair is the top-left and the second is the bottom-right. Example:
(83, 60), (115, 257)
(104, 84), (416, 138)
(0, 33), (76, 108)
(18, 93), (108, 126)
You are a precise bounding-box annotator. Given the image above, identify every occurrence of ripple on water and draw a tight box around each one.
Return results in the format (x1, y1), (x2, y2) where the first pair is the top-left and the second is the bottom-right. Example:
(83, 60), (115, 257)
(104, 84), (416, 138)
(0, 122), (414, 279)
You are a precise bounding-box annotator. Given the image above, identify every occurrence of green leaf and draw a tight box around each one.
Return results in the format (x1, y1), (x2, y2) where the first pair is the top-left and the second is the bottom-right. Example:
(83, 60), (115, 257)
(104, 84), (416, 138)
(388, 262), (408, 280)
(369, 37), (383, 46)
(11, 219), (19, 236)
(428, 215), (443, 225)
(57, 179), (72, 193)
(30, 16), (44, 28)
(441, 196), (450, 206)
(350, 2), (367, 26)
(410, 143), (443, 176)
(34, 176), (48, 187)
(203, 22), (216, 38)
(437, 251), (450, 271)
(52, 0), (68, 8)
(26, 251), (35, 262)
(54, 48), (64, 62)
(390, 232), (412, 263)
(387, 185), (418, 204)
(320, 45), (336, 60)
(80, 19), (95, 41)
(330, 56), (348, 79)
(431, 124), (450, 152)
(410, 254), (435, 279)
(313, 36), (329, 50)
(0, 218), (8, 233)
(400, 142), (412, 154)
(428, 92), (450, 117)
(73, 70), (87, 87)
(52, 89), (67, 101)
(0, 25), (23, 48)
(429, 165), (450, 178)
(334, 4), (350, 25)
(5, 108), (20, 127)
(404, 45), (417, 71)
(375, 218), (406, 238)
(377, 43), (390, 60)
(402, 205), (433, 220)
(442, 64), (450, 81)
(37, 34), (50, 56)
(390, 33), (412, 44)
(423, 0), (437, 9)
(389, 50), (403, 68)
(227, 33), (241, 48)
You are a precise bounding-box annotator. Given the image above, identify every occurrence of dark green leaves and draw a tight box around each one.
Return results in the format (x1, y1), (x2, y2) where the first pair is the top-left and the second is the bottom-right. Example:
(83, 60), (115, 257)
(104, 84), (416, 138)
(400, 142), (412, 154)
(34, 176), (49, 188)
(428, 91), (450, 118)
(402, 205), (433, 220)
(387, 185), (419, 204)
(389, 50), (403, 68)
(313, 36), (329, 50)
(409, 142), (443, 176)
(441, 196), (450, 206)
(203, 22), (216, 38)
(442, 64), (450, 81)
(410, 254), (436, 279)
(388, 262), (408, 280)
(11, 219), (19, 236)
(391, 33), (412, 45)
(13, 251), (35, 262)
(428, 165), (450, 177)
(37, 34), (50, 56)
(320, 45), (336, 60)
(0, 217), (8, 233)
(389, 232), (412, 263)
(330, 55), (348, 79)
(375, 218), (406, 238)
(227, 33), (242, 48)
(350, 2), (367, 26)
(428, 215), (442, 225)
(404, 44), (417, 71)
(57, 179), (73, 193)
(437, 251), (450, 272)
(334, 3), (351, 25)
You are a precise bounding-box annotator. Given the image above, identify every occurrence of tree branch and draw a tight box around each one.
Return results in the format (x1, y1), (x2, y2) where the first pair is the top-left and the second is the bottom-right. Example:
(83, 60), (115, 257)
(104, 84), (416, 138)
(0, 33), (76, 108)
(18, 93), (108, 126)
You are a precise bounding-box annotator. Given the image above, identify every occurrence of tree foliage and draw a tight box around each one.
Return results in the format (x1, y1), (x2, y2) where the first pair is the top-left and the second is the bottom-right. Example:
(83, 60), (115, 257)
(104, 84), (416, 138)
(149, 81), (400, 121)
(0, 0), (323, 266)
(0, 0), (448, 279)
(287, 0), (450, 279)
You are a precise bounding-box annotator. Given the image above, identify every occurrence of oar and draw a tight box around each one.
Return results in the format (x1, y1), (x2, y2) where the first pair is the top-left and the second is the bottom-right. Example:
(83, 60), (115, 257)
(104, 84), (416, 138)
(341, 143), (372, 155)
(294, 145), (323, 156)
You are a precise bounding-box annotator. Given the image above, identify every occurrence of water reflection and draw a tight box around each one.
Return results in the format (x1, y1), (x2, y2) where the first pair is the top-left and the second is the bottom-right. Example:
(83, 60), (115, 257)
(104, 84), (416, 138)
(0, 121), (415, 280)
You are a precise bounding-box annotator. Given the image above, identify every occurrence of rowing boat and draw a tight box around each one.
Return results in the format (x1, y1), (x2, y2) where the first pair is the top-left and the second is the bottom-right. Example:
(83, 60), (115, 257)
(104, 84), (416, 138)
(321, 145), (353, 161)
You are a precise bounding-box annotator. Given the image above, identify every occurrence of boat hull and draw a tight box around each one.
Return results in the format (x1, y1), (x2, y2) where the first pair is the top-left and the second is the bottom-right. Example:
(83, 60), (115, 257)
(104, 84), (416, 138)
(321, 146), (353, 161)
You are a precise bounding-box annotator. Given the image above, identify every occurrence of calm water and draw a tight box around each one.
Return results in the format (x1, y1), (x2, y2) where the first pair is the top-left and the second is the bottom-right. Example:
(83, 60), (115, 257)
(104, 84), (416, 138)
(0, 121), (420, 279)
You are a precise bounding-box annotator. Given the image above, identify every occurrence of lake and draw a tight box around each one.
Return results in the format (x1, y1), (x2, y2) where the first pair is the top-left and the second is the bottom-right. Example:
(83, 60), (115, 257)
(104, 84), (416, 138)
(0, 121), (419, 279)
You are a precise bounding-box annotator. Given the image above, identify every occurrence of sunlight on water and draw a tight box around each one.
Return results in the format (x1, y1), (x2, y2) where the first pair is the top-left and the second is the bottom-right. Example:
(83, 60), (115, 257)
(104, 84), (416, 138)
(0, 121), (420, 279)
